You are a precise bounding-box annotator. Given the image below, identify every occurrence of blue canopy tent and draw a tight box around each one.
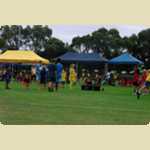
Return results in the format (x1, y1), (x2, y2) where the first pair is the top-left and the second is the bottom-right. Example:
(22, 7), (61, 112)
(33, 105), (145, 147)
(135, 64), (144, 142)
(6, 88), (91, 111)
(57, 52), (78, 63)
(57, 52), (108, 78)
(108, 53), (143, 65)
(57, 52), (108, 64)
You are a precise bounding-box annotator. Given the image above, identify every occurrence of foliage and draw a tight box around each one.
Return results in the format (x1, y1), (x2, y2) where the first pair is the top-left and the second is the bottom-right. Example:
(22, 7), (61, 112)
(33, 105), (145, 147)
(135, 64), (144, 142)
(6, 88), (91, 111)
(72, 27), (150, 67)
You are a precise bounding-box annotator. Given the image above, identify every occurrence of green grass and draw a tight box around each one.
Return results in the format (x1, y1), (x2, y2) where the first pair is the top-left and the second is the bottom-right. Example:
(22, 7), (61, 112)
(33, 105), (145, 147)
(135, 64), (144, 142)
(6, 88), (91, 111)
(0, 81), (150, 125)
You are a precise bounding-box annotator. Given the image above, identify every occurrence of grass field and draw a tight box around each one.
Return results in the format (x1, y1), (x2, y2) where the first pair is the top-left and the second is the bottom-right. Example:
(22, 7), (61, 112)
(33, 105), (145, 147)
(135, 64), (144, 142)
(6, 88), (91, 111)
(0, 81), (150, 125)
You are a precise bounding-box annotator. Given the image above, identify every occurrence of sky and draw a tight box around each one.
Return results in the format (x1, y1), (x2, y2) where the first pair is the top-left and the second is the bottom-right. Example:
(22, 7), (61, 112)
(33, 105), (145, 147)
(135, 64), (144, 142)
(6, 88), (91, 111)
(49, 25), (147, 44)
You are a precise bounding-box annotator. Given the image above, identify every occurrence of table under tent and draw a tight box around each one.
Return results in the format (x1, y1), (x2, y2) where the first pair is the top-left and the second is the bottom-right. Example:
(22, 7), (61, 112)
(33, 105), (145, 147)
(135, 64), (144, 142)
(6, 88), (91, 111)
(108, 52), (144, 86)
(57, 52), (108, 79)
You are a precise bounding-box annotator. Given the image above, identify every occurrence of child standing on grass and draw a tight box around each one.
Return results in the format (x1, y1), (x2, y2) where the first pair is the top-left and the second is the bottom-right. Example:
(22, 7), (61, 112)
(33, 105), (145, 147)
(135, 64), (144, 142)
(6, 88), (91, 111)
(69, 64), (77, 89)
(132, 65), (140, 95)
(139, 69), (150, 95)
(23, 73), (31, 89)
(47, 63), (56, 92)
(141, 69), (148, 86)
(40, 66), (47, 89)
(4, 68), (12, 90)
(61, 69), (67, 88)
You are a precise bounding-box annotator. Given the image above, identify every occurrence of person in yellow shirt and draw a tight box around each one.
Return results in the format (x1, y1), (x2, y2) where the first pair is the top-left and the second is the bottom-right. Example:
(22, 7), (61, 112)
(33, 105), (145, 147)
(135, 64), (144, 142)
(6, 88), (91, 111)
(61, 69), (67, 88)
(140, 69), (150, 94)
(69, 64), (77, 89)
(145, 70), (150, 86)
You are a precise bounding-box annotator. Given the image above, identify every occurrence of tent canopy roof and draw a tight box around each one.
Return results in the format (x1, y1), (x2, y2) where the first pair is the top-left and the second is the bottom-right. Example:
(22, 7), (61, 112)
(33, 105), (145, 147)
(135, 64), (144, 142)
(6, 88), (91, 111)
(108, 53), (143, 65)
(0, 50), (49, 64)
(58, 52), (108, 63)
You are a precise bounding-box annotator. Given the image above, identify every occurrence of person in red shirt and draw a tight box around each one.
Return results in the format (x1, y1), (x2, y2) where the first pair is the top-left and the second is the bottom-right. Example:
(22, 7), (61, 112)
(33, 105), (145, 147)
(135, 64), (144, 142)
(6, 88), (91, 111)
(132, 65), (140, 98)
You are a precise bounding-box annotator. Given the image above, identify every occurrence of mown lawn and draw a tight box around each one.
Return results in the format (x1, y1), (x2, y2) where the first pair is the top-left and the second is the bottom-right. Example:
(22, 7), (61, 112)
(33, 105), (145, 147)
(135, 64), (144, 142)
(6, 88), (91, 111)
(0, 81), (150, 125)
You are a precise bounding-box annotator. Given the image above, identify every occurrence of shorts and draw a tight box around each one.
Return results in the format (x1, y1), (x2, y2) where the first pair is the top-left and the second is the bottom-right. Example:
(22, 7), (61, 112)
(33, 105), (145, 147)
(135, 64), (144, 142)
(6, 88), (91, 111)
(145, 81), (150, 87)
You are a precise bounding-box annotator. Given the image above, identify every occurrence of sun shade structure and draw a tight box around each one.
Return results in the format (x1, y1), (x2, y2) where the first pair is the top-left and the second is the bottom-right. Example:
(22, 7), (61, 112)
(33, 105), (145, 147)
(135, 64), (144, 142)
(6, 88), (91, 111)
(0, 50), (49, 64)
(108, 53), (143, 65)
(57, 52), (108, 64)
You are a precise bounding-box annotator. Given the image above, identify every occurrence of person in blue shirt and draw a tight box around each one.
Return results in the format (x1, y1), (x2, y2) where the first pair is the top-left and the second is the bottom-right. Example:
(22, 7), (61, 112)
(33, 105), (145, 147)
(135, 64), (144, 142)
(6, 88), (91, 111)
(55, 58), (63, 91)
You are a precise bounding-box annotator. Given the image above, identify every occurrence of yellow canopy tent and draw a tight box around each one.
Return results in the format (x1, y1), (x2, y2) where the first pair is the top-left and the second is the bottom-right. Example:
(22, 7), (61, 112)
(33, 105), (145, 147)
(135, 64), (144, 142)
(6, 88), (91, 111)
(0, 50), (49, 64)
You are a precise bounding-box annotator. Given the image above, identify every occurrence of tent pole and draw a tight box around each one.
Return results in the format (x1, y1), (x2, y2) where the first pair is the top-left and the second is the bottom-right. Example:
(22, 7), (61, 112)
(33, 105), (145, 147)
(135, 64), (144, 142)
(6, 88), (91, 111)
(76, 62), (79, 81)
(11, 64), (14, 80)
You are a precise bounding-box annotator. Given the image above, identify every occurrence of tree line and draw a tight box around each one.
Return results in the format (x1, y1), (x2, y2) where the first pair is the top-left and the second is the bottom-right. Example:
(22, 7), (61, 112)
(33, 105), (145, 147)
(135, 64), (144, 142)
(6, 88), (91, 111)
(0, 25), (73, 60)
(71, 28), (150, 67)
(0, 25), (150, 67)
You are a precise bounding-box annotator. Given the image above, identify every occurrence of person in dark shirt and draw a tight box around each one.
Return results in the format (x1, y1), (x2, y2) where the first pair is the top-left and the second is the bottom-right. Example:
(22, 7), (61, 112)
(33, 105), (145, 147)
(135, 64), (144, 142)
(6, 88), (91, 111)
(47, 63), (56, 92)
(4, 68), (12, 89)
(40, 66), (47, 88)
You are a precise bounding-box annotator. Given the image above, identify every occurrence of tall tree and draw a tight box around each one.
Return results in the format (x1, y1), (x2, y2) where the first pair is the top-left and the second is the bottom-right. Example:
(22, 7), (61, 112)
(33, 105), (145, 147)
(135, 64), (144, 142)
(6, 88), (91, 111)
(0, 25), (52, 51)
(42, 37), (69, 59)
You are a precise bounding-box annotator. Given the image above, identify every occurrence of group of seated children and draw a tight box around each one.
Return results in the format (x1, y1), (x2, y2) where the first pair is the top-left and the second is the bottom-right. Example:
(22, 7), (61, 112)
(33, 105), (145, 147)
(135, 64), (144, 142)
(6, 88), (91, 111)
(81, 69), (104, 91)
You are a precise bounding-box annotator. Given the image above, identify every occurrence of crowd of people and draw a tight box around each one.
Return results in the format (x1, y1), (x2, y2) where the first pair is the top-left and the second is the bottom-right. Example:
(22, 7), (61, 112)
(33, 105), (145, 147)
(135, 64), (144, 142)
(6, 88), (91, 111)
(0, 60), (150, 98)
(0, 59), (78, 91)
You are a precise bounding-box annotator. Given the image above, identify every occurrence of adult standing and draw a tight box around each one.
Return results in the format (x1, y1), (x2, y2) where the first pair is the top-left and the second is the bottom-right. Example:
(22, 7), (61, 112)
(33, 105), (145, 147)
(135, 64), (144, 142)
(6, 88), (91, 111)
(47, 63), (56, 92)
(55, 58), (63, 91)
(40, 65), (47, 88)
